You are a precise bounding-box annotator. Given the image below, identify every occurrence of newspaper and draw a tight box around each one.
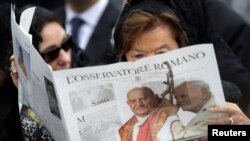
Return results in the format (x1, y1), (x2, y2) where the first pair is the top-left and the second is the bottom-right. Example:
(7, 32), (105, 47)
(11, 6), (225, 141)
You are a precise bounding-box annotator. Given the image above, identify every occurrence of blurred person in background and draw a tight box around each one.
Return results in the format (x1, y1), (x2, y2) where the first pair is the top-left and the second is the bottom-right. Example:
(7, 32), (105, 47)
(205, 1), (250, 98)
(54, 0), (123, 66)
(0, 2), (23, 140)
(218, 0), (250, 23)
(3, 0), (64, 10)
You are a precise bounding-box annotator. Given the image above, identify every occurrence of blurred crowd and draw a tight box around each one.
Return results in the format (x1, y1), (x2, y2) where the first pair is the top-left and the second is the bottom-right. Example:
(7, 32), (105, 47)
(1, 0), (250, 140)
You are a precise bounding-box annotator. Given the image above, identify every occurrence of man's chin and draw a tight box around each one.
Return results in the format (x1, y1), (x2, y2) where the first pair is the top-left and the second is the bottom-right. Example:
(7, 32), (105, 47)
(136, 111), (151, 117)
(136, 114), (148, 117)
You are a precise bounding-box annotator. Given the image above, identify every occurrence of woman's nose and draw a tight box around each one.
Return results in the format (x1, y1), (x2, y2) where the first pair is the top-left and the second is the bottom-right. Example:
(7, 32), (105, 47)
(146, 52), (155, 58)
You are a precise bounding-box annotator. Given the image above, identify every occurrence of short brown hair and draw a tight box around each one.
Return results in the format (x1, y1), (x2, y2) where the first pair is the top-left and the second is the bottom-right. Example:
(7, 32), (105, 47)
(117, 10), (188, 61)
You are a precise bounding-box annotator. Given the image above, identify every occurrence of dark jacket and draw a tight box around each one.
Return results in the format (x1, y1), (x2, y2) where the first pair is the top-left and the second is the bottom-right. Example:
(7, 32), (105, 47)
(0, 76), (23, 141)
(2, 0), (64, 10)
(114, 0), (250, 114)
(205, 0), (250, 76)
(54, 0), (122, 66)
(0, 2), (23, 140)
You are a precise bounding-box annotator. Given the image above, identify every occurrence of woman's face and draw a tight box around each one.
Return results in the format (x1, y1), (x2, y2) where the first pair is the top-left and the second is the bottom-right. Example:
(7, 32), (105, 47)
(39, 22), (72, 70)
(125, 25), (179, 62)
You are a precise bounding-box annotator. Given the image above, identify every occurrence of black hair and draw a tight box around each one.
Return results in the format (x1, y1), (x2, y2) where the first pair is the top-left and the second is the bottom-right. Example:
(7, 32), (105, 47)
(0, 2), (13, 71)
(28, 6), (63, 50)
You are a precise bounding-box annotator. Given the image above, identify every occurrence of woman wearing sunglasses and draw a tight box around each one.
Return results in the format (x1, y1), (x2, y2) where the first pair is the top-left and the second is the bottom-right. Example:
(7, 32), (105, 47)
(10, 5), (90, 85)
(30, 8), (72, 71)
(10, 6), (81, 140)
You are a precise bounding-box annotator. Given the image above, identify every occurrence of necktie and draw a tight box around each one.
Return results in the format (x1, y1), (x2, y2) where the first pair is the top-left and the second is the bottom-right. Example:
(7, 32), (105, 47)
(71, 17), (84, 45)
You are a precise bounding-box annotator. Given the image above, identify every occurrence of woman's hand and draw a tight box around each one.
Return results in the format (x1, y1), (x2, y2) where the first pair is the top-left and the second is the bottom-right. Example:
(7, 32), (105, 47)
(208, 102), (250, 125)
(10, 55), (18, 88)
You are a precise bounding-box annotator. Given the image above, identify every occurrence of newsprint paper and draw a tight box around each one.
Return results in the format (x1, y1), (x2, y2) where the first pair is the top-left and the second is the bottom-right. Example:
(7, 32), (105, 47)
(11, 7), (225, 141)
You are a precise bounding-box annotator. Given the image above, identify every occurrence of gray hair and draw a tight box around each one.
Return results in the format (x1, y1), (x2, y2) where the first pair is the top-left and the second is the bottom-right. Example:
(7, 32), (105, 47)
(176, 80), (211, 96)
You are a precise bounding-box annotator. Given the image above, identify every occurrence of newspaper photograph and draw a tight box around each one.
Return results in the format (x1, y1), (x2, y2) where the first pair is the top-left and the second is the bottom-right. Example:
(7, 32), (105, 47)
(12, 6), (225, 141)
(53, 44), (225, 141)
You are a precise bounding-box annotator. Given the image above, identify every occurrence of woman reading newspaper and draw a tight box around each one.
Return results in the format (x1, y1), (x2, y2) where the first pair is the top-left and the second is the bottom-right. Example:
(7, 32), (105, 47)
(113, 0), (250, 140)
(114, 0), (250, 111)
(10, 6), (88, 140)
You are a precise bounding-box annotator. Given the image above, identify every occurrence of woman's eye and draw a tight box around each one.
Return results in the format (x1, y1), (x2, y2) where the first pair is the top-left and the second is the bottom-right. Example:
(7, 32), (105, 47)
(134, 54), (144, 59)
(156, 50), (168, 55)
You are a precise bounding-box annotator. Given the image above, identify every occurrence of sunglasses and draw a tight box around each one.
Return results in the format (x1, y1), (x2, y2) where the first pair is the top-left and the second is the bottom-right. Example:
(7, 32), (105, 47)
(41, 36), (73, 63)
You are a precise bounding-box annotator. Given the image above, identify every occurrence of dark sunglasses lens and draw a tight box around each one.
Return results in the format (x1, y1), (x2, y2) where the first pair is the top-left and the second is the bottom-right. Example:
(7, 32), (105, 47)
(41, 36), (73, 62)
(41, 48), (60, 62)
(62, 38), (73, 51)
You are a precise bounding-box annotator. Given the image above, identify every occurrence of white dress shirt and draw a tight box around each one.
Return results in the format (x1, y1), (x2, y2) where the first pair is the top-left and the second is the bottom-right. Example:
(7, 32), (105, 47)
(132, 114), (151, 141)
(65, 0), (109, 50)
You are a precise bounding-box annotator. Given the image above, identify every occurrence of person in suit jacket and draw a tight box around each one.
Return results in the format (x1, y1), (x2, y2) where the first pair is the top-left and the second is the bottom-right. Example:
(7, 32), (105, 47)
(54, 0), (122, 66)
